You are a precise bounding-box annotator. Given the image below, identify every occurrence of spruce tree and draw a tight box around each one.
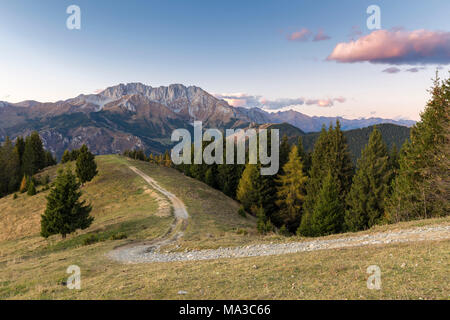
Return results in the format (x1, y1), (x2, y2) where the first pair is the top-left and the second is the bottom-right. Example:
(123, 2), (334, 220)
(22, 131), (46, 176)
(345, 127), (391, 231)
(75, 145), (98, 184)
(300, 122), (353, 235)
(0, 137), (21, 195)
(307, 171), (344, 237)
(386, 74), (450, 221)
(275, 145), (308, 232)
(41, 167), (93, 239)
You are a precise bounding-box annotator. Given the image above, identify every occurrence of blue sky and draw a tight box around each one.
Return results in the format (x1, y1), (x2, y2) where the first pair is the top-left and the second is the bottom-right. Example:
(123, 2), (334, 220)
(0, 0), (449, 120)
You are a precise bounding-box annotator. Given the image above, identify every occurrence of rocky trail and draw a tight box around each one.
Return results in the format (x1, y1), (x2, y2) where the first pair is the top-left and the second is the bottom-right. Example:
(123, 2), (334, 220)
(108, 166), (450, 264)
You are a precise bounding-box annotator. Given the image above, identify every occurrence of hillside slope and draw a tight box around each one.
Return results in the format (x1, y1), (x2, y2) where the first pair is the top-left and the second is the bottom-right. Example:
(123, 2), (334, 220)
(0, 155), (448, 299)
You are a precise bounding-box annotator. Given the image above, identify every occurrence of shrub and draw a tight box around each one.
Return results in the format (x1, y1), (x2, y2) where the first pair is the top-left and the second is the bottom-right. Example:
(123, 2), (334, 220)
(238, 206), (247, 218)
(82, 234), (99, 246)
(110, 232), (127, 240)
(27, 181), (36, 196)
(13, 193), (18, 200)
(278, 225), (291, 237)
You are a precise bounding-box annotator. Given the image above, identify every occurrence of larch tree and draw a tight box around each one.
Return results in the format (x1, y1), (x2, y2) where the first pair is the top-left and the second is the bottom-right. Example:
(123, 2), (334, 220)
(275, 145), (308, 232)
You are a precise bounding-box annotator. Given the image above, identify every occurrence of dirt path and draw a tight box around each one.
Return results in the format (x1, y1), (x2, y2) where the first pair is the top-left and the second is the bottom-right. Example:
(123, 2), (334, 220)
(108, 166), (449, 264)
(107, 166), (188, 262)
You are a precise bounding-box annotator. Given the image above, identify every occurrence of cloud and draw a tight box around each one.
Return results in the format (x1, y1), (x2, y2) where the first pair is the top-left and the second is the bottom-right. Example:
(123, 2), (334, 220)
(405, 67), (426, 72)
(327, 29), (450, 65)
(215, 93), (346, 110)
(288, 28), (331, 42)
(288, 28), (312, 41)
(305, 97), (346, 107)
(382, 67), (402, 74)
(260, 98), (305, 110)
(313, 29), (331, 42)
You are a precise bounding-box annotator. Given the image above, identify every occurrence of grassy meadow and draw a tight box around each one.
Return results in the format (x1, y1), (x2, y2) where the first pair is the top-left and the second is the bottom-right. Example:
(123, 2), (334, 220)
(0, 155), (448, 299)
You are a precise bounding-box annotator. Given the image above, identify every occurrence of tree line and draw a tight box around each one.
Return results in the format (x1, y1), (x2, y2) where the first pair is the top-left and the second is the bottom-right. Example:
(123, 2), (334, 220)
(124, 75), (449, 237)
(0, 131), (56, 198)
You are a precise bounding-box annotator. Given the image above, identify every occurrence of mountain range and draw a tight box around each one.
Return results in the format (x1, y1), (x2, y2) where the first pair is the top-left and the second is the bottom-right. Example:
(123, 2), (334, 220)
(0, 83), (415, 157)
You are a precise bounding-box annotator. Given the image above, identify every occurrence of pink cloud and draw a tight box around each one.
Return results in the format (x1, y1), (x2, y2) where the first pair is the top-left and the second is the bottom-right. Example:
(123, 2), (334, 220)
(288, 28), (312, 42)
(327, 29), (450, 65)
(313, 29), (331, 42)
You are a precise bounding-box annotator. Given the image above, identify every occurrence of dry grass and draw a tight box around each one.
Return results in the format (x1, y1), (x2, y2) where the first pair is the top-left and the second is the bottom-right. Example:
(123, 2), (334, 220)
(0, 155), (448, 300)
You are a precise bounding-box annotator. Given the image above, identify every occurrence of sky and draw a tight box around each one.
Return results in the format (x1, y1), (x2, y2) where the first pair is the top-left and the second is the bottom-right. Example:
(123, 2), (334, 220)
(0, 0), (449, 120)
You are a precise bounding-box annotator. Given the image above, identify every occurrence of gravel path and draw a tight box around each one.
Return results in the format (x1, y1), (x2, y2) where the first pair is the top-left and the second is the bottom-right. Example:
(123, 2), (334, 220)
(107, 166), (189, 262)
(129, 166), (188, 220)
(108, 166), (450, 264)
(110, 223), (449, 264)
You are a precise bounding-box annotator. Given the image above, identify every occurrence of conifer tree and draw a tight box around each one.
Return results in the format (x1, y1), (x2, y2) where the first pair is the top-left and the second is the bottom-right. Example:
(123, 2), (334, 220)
(75, 145), (98, 184)
(14, 136), (25, 168)
(236, 164), (260, 213)
(205, 167), (216, 188)
(279, 134), (291, 172)
(275, 145), (307, 232)
(307, 171), (344, 237)
(19, 175), (28, 193)
(386, 74), (450, 221)
(45, 151), (57, 167)
(297, 136), (310, 175)
(61, 150), (71, 163)
(22, 131), (46, 176)
(345, 127), (391, 231)
(300, 122), (353, 235)
(0, 137), (21, 195)
(27, 180), (36, 196)
(41, 167), (93, 239)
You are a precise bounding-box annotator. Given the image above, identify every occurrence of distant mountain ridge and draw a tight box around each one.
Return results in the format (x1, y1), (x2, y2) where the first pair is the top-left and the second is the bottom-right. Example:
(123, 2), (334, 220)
(0, 82), (415, 157)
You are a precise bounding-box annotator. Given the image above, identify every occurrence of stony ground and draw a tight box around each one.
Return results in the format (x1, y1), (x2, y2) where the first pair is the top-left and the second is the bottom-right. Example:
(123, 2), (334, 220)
(107, 166), (450, 264)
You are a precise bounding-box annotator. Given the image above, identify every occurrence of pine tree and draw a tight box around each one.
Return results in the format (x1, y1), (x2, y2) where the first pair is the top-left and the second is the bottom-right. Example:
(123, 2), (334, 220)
(61, 150), (71, 163)
(386, 74), (450, 221)
(345, 127), (391, 231)
(275, 145), (308, 232)
(75, 145), (98, 184)
(307, 171), (344, 237)
(41, 167), (93, 239)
